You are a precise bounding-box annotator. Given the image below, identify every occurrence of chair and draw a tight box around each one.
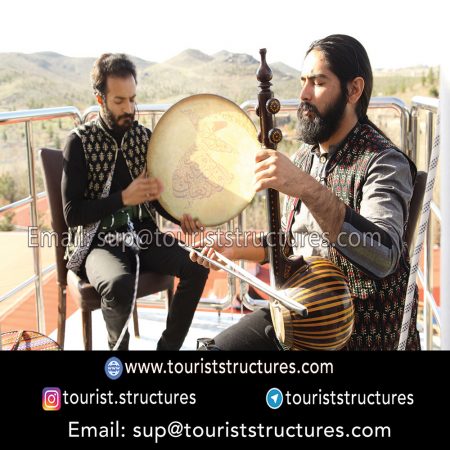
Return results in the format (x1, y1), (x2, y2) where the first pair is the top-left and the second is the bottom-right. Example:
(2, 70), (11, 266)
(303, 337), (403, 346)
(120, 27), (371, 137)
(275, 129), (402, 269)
(405, 170), (427, 253)
(39, 148), (174, 350)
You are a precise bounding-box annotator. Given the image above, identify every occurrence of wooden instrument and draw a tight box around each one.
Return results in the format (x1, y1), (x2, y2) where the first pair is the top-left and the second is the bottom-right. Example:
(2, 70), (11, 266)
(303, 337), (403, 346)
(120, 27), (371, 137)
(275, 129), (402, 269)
(147, 94), (260, 226)
(256, 48), (354, 350)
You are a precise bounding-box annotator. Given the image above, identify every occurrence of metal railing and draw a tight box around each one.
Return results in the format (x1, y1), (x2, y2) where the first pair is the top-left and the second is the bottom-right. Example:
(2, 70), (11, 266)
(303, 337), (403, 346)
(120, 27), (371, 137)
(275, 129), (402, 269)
(237, 96), (415, 309)
(410, 96), (441, 349)
(0, 107), (82, 333)
(0, 98), (441, 347)
(241, 96), (411, 153)
(82, 104), (173, 125)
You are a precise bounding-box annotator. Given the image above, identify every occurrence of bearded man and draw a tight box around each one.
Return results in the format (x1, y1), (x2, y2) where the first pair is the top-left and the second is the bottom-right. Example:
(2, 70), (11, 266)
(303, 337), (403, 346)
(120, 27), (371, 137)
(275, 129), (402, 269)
(62, 53), (209, 350)
(191, 34), (420, 351)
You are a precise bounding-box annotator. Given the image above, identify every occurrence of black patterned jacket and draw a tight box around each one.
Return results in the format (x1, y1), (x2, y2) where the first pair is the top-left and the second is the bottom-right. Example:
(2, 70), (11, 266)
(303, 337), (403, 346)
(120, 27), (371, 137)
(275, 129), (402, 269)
(282, 124), (420, 350)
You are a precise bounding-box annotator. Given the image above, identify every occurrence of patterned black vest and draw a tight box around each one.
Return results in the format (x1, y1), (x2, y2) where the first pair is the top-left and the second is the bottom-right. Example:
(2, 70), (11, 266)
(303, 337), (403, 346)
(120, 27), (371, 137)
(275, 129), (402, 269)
(283, 124), (420, 350)
(66, 119), (156, 272)
(79, 119), (151, 200)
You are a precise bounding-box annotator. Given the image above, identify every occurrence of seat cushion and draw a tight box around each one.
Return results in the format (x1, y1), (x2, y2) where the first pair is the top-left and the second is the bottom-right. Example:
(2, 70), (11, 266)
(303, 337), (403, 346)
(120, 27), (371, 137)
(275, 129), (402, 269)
(67, 269), (174, 312)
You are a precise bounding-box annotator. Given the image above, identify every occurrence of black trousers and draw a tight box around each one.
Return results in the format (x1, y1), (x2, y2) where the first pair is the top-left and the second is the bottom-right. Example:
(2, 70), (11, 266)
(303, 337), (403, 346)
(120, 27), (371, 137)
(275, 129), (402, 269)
(204, 307), (282, 351)
(84, 222), (209, 350)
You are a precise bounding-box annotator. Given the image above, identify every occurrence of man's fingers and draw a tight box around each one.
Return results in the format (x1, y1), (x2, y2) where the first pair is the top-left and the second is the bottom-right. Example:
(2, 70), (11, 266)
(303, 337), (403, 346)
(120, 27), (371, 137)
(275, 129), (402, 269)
(191, 239), (208, 248)
(201, 246), (218, 270)
(254, 177), (277, 192)
(181, 214), (204, 234)
(189, 250), (198, 263)
(136, 178), (163, 200)
(195, 246), (207, 266)
(255, 154), (277, 172)
(189, 242), (223, 271)
(255, 149), (273, 163)
(181, 214), (193, 234)
(254, 168), (275, 184)
(187, 214), (197, 233)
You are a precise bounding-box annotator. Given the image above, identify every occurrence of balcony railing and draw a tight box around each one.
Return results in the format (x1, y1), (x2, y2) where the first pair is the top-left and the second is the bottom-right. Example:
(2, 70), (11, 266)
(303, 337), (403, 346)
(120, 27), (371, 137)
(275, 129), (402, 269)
(0, 97), (442, 348)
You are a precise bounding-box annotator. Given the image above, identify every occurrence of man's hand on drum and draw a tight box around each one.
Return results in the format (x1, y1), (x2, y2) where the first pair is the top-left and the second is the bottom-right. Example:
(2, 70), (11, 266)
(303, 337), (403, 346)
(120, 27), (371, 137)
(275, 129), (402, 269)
(254, 149), (303, 198)
(180, 214), (204, 235)
(180, 214), (206, 248)
(121, 170), (163, 206)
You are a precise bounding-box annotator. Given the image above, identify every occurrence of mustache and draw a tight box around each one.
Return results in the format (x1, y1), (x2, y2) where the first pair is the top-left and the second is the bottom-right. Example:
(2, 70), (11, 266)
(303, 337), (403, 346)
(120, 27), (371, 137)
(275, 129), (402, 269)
(118, 113), (134, 121)
(297, 102), (320, 116)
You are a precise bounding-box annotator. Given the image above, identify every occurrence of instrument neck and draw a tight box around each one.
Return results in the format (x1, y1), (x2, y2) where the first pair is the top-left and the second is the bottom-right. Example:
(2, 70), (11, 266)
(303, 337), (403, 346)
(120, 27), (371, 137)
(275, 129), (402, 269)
(257, 48), (307, 289)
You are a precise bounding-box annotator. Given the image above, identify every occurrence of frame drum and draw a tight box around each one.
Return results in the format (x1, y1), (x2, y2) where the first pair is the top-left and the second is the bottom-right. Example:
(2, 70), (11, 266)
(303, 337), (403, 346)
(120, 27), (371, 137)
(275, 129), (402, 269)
(147, 94), (260, 226)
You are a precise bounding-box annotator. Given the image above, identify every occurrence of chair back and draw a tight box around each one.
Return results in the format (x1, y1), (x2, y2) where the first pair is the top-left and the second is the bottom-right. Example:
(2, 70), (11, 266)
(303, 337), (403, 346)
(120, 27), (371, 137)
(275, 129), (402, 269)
(39, 148), (68, 286)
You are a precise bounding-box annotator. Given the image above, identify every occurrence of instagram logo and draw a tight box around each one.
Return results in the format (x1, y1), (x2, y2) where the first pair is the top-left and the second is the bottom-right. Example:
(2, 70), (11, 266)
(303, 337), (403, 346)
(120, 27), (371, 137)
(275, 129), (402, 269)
(42, 387), (61, 411)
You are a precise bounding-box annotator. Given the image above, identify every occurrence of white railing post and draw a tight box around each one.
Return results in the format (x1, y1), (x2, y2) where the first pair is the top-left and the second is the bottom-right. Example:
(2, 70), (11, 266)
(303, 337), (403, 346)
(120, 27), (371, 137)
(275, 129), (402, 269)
(440, 62), (450, 350)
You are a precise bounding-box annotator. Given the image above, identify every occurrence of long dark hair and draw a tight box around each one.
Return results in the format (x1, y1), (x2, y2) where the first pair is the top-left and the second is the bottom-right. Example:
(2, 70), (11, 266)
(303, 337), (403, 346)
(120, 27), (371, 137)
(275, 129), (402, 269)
(306, 34), (389, 139)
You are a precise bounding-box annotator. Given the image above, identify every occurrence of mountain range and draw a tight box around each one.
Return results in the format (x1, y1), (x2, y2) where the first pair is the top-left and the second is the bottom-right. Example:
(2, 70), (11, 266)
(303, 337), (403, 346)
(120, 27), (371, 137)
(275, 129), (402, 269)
(0, 49), (301, 112)
(0, 48), (438, 114)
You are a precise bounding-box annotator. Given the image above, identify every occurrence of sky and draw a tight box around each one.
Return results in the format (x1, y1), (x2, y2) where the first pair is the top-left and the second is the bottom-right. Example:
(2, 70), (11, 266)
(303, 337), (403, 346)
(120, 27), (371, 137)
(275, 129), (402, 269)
(0, 0), (446, 70)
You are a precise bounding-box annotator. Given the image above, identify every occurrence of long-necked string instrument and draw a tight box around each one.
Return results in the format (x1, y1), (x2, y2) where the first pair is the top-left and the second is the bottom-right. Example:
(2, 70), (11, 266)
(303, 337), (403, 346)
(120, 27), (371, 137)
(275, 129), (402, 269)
(152, 50), (354, 350)
(256, 49), (354, 350)
(179, 242), (307, 317)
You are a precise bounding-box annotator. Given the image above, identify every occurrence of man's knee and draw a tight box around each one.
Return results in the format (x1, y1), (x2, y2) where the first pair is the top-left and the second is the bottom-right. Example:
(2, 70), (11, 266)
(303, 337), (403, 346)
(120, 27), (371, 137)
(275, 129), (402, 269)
(99, 273), (135, 313)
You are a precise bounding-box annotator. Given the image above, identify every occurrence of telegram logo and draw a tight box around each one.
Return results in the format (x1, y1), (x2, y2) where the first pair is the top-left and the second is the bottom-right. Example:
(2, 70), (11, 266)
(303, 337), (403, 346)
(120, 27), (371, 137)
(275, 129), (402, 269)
(266, 387), (283, 409)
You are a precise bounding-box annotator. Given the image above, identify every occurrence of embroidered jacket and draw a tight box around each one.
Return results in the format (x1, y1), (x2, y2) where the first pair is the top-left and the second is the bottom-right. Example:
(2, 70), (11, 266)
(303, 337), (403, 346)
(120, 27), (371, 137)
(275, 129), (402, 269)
(65, 119), (156, 272)
(282, 124), (420, 350)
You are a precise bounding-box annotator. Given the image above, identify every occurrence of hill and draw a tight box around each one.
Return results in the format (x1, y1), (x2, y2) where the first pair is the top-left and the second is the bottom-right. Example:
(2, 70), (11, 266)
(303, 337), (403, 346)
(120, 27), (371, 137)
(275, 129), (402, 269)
(0, 50), (439, 112)
(0, 49), (301, 111)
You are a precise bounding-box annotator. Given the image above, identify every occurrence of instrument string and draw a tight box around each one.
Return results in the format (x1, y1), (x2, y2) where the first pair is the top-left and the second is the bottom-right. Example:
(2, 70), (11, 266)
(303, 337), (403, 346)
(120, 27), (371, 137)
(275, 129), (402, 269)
(179, 243), (307, 316)
(113, 214), (141, 351)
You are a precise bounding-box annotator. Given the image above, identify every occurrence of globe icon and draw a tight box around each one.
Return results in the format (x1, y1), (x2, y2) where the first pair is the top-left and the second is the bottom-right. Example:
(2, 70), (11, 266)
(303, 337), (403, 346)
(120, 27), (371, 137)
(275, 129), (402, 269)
(105, 357), (123, 380)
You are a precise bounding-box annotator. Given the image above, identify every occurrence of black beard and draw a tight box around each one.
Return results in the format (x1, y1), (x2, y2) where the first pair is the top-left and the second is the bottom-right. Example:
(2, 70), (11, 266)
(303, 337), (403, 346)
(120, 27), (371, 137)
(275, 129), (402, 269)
(296, 89), (347, 145)
(102, 106), (135, 134)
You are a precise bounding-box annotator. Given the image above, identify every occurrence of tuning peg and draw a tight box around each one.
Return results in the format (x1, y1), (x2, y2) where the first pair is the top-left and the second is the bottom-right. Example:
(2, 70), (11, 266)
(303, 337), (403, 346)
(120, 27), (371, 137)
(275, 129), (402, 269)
(257, 131), (263, 143)
(268, 128), (282, 144)
(266, 98), (281, 115)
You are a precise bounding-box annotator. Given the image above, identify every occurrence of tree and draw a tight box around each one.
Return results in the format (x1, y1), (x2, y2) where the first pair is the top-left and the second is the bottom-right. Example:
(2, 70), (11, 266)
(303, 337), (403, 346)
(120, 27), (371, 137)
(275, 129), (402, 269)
(0, 212), (15, 231)
(0, 171), (29, 203)
(0, 172), (18, 203)
(427, 67), (435, 86)
(429, 87), (439, 98)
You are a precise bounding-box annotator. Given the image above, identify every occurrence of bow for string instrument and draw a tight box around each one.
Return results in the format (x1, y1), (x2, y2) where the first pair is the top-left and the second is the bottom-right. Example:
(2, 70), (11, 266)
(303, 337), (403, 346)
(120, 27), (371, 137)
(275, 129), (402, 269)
(256, 48), (354, 350)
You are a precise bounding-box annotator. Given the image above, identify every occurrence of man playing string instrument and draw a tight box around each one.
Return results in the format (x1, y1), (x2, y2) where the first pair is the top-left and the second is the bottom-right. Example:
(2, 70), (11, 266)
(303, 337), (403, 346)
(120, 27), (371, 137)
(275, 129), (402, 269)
(190, 35), (420, 351)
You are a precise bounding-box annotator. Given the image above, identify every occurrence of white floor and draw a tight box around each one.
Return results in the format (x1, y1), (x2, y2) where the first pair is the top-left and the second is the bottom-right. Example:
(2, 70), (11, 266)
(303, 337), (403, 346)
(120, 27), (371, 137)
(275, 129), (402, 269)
(49, 306), (433, 351)
(51, 306), (245, 350)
